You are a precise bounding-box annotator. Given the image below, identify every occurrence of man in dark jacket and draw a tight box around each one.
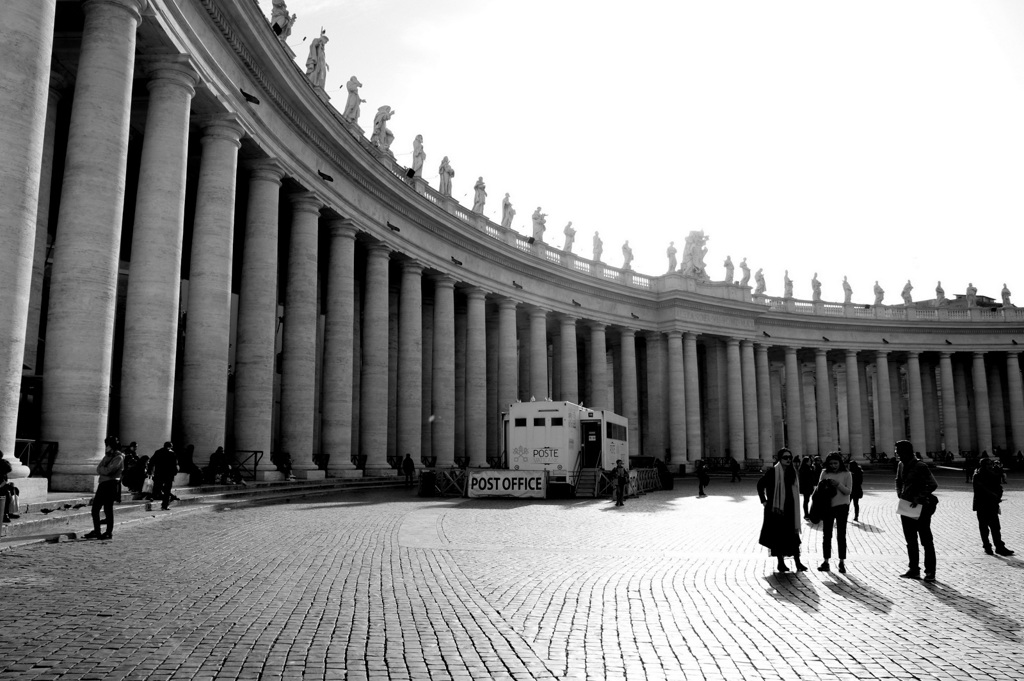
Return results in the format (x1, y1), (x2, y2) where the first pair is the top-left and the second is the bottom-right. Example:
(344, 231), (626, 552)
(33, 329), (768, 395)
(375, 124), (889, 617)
(402, 453), (416, 487)
(974, 457), (1014, 556)
(148, 442), (178, 510)
(895, 440), (938, 581)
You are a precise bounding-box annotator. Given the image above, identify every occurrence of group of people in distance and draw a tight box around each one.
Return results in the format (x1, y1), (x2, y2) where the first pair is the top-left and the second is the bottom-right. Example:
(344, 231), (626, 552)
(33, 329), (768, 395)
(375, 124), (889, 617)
(756, 440), (1014, 579)
(84, 437), (246, 541)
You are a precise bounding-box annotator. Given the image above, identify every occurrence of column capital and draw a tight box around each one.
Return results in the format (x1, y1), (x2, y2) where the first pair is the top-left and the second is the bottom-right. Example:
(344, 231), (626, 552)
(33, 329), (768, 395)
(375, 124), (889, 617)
(559, 313), (578, 326)
(433, 274), (457, 289)
(667, 329), (682, 340)
(139, 55), (200, 93)
(939, 350), (954, 359)
(644, 330), (663, 341)
(194, 114), (245, 147)
(845, 349), (859, 359)
(588, 320), (607, 331)
(784, 346), (798, 356)
(496, 296), (518, 311)
(83, 0), (148, 25)
(244, 159), (285, 184)
(973, 350), (987, 359)
(725, 337), (740, 348)
(289, 191), (323, 216)
(526, 305), (548, 319)
(875, 349), (889, 358)
(756, 342), (770, 355)
(619, 327), (636, 339)
(464, 286), (487, 301)
(327, 217), (359, 239)
(401, 259), (424, 275)
(683, 331), (699, 342)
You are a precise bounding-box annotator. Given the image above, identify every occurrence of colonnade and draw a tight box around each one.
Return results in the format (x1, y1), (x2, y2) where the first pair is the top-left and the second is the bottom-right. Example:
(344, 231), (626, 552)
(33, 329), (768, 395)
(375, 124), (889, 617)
(2, 1), (1024, 495)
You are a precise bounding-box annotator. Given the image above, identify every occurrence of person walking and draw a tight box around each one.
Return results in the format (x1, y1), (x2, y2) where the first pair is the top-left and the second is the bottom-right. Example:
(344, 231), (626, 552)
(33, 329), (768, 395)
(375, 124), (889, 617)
(798, 457), (816, 519)
(729, 456), (742, 482)
(612, 459), (629, 506)
(973, 457), (1014, 556)
(148, 442), (178, 510)
(848, 456), (864, 522)
(757, 448), (808, 573)
(402, 453), (416, 487)
(695, 459), (710, 497)
(84, 436), (124, 540)
(895, 439), (938, 581)
(817, 453), (853, 573)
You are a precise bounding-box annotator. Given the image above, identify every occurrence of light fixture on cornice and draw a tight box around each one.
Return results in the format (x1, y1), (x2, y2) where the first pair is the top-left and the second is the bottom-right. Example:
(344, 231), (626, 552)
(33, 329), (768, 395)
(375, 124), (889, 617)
(387, 222), (400, 232)
(450, 256), (463, 266)
(1013, 339), (1019, 346)
(317, 170), (334, 183)
(945, 339), (953, 345)
(882, 338), (890, 344)
(822, 336), (830, 342)
(572, 300), (582, 307)
(630, 313), (640, 320)
(512, 281), (523, 290)
(762, 331), (771, 338)
(240, 88), (260, 105)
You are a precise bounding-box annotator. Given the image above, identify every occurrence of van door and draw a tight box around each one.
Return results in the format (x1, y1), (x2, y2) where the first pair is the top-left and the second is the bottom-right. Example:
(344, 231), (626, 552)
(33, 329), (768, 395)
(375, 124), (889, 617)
(581, 420), (602, 467)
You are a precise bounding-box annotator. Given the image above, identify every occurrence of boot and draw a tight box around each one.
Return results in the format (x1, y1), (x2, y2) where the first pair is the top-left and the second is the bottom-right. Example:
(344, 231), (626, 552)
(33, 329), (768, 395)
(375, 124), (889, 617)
(817, 561), (830, 572)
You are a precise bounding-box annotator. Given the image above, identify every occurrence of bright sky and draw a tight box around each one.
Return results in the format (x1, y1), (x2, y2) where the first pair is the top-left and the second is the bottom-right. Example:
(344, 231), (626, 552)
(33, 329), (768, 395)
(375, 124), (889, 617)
(270, 0), (1024, 306)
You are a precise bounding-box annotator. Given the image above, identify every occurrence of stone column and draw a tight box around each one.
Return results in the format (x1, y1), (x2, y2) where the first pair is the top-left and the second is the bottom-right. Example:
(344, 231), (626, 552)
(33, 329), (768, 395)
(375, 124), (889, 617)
(756, 344), (774, 460)
(0, 0), (56, 480)
(972, 352), (993, 455)
(1006, 352), (1024, 454)
(24, 73), (65, 376)
(589, 323), (609, 410)
(120, 60), (198, 457)
(921, 359), (940, 454)
(954, 359), (973, 453)
(559, 316), (579, 403)
(397, 261), (423, 465)
(528, 307), (548, 400)
(179, 117), (245, 466)
(233, 161), (284, 466)
(845, 350), (864, 460)
(667, 331), (686, 463)
(801, 363), (819, 455)
(645, 332), (667, 459)
(889, 361), (905, 442)
(360, 243), (391, 473)
(497, 298), (518, 420)
(906, 351), (927, 451)
(937, 352), (959, 456)
(321, 219), (358, 477)
(684, 332), (703, 460)
(620, 328), (639, 456)
(741, 340), (759, 462)
(41, 0), (147, 490)
(432, 276), (456, 467)
(726, 338), (744, 461)
(814, 349), (834, 454)
(279, 193), (322, 477)
(988, 362), (1007, 451)
(466, 288), (487, 465)
(454, 307), (467, 462)
(784, 347), (803, 457)
(875, 351), (895, 457)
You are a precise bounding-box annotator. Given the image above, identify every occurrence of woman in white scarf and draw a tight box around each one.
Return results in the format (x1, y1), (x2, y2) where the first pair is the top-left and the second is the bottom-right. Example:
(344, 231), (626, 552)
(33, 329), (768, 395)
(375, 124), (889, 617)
(757, 448), (806, 572)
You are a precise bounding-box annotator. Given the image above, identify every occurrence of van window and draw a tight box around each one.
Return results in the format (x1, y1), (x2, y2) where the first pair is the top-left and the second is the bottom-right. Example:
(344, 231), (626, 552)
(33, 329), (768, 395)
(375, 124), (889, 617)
(533, 418), (546, 427)
(514, 418), (527, 427)
(551, 418), (563, 426)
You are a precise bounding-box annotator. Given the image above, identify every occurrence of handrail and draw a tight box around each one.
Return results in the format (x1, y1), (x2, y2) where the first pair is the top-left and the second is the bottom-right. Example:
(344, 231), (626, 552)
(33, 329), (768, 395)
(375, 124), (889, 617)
(14, 439), (59, 479)
(234, 450), (263, 481)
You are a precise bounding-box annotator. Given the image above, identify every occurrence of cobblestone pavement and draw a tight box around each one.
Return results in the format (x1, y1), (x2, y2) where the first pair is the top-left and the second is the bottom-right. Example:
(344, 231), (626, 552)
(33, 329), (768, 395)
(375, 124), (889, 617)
(1, 470), (1022, 680)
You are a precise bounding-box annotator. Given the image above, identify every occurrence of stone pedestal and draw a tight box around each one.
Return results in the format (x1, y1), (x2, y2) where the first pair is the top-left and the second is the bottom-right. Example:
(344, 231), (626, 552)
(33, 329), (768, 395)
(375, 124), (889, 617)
(12, 478), (49, 505)
(256, 470), (284, 482)
(173, 472), (190, 487)
(294, 469), (326, 481)
(332, 469), (364, 479)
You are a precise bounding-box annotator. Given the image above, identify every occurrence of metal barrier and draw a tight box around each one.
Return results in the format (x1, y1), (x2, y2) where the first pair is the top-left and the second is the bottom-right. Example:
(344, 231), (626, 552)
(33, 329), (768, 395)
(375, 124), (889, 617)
(14, 439), (59, 478)
(234, 450), (263, 481)
(434, 468), (467, 496)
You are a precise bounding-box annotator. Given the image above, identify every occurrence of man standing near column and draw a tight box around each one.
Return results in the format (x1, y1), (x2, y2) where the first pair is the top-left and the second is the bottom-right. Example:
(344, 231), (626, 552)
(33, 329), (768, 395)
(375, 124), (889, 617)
(895, 440), (938, 581)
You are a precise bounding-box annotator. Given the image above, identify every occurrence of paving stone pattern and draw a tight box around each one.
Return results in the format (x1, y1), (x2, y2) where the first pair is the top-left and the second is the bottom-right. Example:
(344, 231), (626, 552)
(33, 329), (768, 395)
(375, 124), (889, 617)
(1, 471), (1022, 680)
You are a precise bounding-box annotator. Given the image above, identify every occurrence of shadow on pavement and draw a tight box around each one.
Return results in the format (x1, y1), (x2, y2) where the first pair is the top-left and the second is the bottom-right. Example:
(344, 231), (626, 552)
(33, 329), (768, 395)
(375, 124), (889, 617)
(851, 521), (885, 534)
(763, 573), (821, 613)
(922, 581), (1021, 642)
(822, 574), (894, 614)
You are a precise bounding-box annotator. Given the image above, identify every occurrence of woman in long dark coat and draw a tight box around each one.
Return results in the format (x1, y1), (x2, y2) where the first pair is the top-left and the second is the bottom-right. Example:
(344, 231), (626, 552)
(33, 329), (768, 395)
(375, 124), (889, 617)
(757, 448), (807, 572)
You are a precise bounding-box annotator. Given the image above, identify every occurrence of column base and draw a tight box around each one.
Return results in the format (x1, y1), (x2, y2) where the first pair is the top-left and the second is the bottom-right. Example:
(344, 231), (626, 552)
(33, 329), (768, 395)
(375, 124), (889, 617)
(10, 478), (49, 504)
(48, 473), (99, 494)
(363, 466), (400, 479)
(256, 470), (285, 482)
(173, 472), (191, 487)
(294, 469), (326, 481)
(328, 469), (364, 479)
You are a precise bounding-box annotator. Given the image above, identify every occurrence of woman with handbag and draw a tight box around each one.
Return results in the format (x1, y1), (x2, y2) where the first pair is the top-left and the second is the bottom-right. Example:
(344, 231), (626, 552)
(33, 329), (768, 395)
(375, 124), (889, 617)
(757, 448), (808, 573)
(817, 452), (853, 573)
(895, 440), (938, 581)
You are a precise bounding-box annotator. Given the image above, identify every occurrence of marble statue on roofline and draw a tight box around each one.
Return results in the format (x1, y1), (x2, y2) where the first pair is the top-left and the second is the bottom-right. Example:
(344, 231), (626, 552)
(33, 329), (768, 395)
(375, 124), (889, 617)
(966, 282), (978, 307)
(472, 177), (487, 214)
(679, 230), (709, 280)
(532, 208), (547, 242)
(873, 281), (884, 305)
(724, 256), (734, 283)
(935, 281), (945, 305)
(739, 258), (750, 287)
(754, 268), (766, 295)
(811, 273), (821, 302)
(593, 231), (603, 263)
(1003, 283), (1013, 307)
(438, 156), (454, 196)
(842, 276), (852, 304)
(622, 241), (634, 270)
(901, 280), (913, 305)
(666, 242), (677, 272)
(305, 29), (329, 89)
(783, 270), (793, 299)
(342, 76), (364, 125)
(370, 105), (395, 152)
(501, 193), (515, 228)
(412, 134), (425, 177)
(563, 222), (576, 253)
(270, 0), (296, 40)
